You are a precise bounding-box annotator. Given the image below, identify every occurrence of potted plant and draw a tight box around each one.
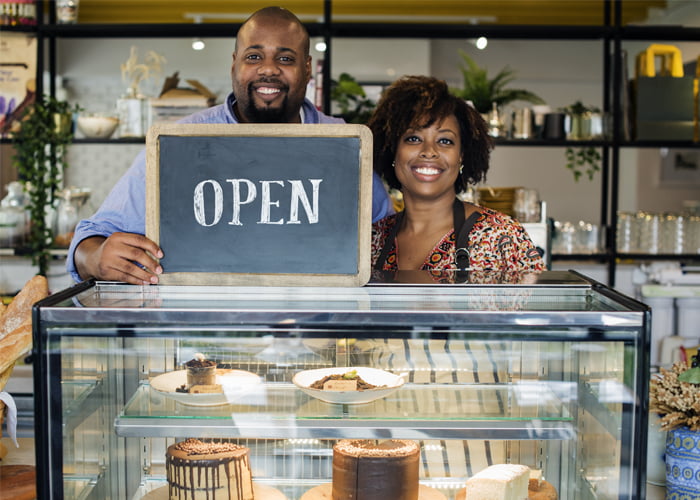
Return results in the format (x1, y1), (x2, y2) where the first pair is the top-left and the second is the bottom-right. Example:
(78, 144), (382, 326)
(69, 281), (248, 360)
(11, 95), (79, 275)
(331, 72), (376, 124)
(450, 50), (544, 115)
(649, 353), (700, 497)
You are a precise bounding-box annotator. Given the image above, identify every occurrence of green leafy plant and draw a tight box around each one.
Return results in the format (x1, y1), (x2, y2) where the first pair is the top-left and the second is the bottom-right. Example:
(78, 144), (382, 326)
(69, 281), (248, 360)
(565, 146), (601, 182)
(11, 95), (80, 275)
(563, 101), (602, 182)
(450, 50), (544, 114)
(331, 73), (376, 124)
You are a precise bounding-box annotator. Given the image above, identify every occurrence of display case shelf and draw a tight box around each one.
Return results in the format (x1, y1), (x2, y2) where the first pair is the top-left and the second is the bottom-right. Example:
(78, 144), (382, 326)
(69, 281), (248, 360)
(115, 382), (576, 440)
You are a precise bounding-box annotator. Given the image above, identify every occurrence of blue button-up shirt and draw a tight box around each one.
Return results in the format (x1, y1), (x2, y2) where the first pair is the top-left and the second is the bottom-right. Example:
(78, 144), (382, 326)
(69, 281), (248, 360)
(66, 94), (393, 281)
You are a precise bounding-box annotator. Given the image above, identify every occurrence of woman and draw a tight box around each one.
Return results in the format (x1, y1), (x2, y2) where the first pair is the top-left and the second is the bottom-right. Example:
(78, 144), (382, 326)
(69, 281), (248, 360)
(368, 75), (544, 277)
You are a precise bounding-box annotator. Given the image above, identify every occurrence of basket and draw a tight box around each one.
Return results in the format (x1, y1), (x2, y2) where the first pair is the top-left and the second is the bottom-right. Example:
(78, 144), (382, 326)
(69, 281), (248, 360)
(477, 186), (520, 217)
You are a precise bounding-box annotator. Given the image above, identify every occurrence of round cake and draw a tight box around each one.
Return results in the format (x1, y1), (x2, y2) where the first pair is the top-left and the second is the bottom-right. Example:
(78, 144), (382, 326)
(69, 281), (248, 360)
(332, 439), (420, 500)
(166, 438), (254, 500)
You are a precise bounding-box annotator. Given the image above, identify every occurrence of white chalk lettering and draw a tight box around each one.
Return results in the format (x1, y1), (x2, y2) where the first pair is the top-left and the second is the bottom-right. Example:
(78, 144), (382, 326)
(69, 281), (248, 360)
(288, 179), (322, 224)
(193, 180), (223, 227)
(259, 180), (284, 225)
(193, 178), (323, 226)
(226, 179), (257, 226)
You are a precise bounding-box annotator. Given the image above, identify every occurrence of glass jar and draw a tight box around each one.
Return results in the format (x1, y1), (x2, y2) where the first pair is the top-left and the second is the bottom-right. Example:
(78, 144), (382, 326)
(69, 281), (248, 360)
(53, 186), (91, 248)
(0, 181), (29, 248)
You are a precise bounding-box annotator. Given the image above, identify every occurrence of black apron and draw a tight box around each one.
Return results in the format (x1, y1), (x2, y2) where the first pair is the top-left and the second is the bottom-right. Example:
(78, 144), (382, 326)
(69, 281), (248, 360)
(374, 198), (481, 271)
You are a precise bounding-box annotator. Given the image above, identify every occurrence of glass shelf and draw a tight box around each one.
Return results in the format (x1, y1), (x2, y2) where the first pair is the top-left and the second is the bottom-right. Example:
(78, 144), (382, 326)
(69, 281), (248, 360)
(115, 382), (575, 440)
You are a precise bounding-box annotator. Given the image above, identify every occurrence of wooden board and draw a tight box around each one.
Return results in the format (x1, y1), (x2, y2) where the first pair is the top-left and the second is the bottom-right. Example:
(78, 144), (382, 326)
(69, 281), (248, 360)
(146, 123), (372, 287)
(0, 465), (36, 500)
(300, 483), (446, 500)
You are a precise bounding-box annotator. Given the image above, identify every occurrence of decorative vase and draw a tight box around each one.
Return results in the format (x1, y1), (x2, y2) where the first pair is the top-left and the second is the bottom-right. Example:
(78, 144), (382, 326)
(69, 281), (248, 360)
(116, 88), (146, 138)
(665, 426), (700, 500)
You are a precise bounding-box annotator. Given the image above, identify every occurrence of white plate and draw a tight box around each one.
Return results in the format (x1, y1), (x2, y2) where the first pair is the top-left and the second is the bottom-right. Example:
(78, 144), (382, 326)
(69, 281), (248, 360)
(149, 369), (261, 407)
(292, 367), (405, 405)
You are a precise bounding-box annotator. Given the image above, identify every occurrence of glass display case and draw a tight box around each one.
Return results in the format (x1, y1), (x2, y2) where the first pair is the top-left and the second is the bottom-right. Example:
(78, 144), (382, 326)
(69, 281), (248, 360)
(32, 270), (650, 500)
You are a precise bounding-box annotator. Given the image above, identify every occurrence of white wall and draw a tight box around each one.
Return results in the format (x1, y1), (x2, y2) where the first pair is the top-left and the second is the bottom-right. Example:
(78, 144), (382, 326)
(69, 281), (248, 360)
(56, 34), (700, 227)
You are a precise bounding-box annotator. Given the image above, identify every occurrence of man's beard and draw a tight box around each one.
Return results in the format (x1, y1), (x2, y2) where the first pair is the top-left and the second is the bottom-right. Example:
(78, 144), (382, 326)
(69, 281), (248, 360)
(244, 87), (291, 123)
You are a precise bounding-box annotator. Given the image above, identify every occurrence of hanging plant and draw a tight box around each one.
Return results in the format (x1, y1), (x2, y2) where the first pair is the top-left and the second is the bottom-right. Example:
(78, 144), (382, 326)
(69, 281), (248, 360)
(563, 101), (603, 182)
(565, 146), (601, 182)
(11, 95), (79, 275)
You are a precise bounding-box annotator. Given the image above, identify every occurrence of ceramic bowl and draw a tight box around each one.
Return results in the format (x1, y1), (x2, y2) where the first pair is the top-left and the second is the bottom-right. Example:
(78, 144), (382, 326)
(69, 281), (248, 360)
(77, 115), (119, 139)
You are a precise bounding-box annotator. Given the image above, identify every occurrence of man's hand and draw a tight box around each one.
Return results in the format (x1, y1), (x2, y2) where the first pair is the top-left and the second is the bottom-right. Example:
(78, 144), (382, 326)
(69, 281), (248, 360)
(74, 233), (164, 285)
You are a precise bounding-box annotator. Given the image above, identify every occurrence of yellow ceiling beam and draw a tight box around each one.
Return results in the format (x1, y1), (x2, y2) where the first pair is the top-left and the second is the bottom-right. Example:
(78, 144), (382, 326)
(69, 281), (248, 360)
(73, 0), (667, 26)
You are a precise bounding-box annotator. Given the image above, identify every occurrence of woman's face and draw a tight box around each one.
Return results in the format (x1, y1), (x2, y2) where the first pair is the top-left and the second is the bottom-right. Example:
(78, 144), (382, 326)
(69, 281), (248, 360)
(394, 114), (462, 199)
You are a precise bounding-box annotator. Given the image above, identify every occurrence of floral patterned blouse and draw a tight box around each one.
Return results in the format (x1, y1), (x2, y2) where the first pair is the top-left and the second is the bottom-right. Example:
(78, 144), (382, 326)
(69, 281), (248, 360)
(371, 206), (545, 274)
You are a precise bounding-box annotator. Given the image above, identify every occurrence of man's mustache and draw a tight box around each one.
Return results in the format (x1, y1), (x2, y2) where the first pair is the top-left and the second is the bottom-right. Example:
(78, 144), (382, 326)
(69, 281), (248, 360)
(250, 78), (287, 90)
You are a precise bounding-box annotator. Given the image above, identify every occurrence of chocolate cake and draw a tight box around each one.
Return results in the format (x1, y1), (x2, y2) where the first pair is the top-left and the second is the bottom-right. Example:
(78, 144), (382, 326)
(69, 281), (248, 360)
(185, 356), (217, 389)
(166, 438), (254, 500)
(332, 439), (420, 500)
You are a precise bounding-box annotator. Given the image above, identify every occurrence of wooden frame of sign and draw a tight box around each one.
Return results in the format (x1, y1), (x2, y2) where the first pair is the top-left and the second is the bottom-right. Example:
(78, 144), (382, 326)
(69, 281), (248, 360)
(145, 123), (373, 286)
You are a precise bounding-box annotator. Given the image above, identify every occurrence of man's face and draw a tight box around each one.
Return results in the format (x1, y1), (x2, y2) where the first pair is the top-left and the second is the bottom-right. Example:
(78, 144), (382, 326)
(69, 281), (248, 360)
(231, 16), (312, 123)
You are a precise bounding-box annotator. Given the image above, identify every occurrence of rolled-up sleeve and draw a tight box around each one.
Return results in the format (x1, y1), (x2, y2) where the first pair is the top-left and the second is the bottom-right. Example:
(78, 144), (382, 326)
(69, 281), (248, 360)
(66, 149), (148, 282)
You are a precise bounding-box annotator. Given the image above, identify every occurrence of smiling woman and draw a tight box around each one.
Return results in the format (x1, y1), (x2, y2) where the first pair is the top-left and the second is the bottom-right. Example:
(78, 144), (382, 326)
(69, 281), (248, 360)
(368, 75), (545, 276)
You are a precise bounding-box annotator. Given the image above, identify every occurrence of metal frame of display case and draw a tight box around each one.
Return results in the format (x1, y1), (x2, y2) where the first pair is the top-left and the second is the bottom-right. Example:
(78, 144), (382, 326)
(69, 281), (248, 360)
(32, 270), (651, 500)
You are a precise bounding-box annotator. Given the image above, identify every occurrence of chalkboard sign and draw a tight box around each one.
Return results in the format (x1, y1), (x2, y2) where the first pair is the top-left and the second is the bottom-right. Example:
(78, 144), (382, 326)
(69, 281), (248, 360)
(145, 123), (372, 286)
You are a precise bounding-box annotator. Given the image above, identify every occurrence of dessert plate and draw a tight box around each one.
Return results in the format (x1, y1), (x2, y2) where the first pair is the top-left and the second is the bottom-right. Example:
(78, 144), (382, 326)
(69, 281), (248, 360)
(292, 367), (405, 405)
(149, 368), (261, 407)
(300, 483), (445, 500)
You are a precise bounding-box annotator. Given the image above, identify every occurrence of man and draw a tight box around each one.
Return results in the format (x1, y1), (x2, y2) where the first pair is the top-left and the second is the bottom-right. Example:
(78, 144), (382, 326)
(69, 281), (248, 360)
(67, 6), (393, 285)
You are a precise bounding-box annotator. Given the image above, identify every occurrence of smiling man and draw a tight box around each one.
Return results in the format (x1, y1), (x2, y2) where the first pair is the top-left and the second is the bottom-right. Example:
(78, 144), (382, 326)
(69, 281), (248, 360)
(67, 6), (393, 285)
(231, 7), (311, 124)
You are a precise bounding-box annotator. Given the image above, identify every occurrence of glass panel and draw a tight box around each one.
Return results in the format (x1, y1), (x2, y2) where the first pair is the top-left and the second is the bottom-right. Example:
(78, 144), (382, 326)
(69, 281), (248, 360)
(51, 331), (634, 498)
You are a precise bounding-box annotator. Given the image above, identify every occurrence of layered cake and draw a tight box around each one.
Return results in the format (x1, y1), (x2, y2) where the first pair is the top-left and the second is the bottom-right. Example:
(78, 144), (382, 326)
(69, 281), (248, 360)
(166, 438), (254, 500)
(456, 465), (557, 500)
(175, 354), (221, 393)
(464, 464), (530, 500)
(332, 439), (420, 500)
(186, 354), (217, 387)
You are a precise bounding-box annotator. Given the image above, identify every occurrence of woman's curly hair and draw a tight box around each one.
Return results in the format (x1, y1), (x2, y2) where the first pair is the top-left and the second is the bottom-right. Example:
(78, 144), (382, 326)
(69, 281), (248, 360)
(368, 75), (493, 192)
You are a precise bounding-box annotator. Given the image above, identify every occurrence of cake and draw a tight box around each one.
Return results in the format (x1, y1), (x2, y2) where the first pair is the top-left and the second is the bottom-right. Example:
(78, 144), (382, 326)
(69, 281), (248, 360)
(166, 438), (254, 500)
(185, 354), (217, 390)
(456, 466), (557, 500)
(332, 439), (420, 500)
(526, 470), (557, 500)
(464, 464), (530, 500)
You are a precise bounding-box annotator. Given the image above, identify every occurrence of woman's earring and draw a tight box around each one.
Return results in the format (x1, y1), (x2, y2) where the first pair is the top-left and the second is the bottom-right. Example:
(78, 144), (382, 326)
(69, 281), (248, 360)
(459, 164), (464, 174)
(392, 161), (396, 168)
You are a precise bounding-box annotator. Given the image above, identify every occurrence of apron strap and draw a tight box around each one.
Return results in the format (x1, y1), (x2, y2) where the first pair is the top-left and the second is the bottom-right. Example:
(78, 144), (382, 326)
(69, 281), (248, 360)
(454, 198), (481, 271)
(374, 199), (480, 271)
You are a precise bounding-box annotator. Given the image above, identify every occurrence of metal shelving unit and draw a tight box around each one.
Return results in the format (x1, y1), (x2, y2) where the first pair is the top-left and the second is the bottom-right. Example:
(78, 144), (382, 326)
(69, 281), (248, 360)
(5, 0), (700, 283)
